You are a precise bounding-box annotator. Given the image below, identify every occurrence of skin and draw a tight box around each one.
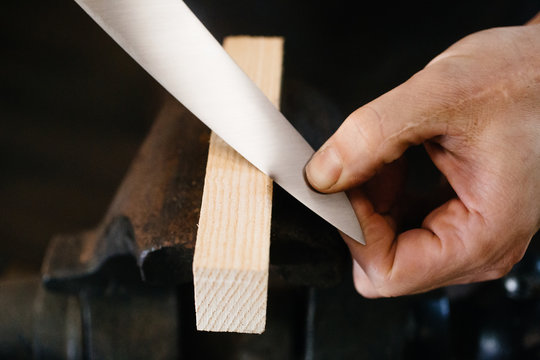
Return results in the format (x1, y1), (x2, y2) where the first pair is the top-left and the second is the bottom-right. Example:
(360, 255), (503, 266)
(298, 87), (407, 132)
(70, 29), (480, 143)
(305, 14), (540, 298)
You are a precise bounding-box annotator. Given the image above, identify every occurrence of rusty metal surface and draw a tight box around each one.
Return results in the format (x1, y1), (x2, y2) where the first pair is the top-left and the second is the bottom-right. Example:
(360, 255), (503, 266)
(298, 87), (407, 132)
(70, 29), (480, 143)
(42, 96), (209, 289)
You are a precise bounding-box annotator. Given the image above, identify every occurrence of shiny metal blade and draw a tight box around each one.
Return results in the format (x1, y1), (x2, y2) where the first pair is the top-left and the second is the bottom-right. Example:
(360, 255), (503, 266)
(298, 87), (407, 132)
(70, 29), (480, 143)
(74, 0), (365, 244)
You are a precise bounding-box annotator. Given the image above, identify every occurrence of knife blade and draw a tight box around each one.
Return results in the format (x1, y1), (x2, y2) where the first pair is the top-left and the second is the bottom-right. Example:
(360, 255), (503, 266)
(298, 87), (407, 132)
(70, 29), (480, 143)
(74, 0), (365, 244)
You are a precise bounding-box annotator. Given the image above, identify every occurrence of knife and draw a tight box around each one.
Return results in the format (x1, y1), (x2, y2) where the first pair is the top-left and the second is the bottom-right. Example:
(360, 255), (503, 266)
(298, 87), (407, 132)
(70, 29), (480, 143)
(74, 0), (365, 244)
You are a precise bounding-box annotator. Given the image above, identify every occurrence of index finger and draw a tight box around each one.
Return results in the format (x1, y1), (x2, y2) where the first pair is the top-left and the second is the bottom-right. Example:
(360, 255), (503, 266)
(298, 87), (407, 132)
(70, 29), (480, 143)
(344, 188), (502, 297)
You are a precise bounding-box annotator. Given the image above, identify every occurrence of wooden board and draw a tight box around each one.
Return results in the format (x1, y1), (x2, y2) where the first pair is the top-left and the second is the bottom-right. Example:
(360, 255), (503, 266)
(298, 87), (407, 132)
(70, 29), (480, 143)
(193, 36), (284, 334)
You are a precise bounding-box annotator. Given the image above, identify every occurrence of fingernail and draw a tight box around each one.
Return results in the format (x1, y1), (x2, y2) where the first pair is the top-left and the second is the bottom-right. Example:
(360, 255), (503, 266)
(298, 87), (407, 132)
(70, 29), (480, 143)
(305, 145), (342, 190)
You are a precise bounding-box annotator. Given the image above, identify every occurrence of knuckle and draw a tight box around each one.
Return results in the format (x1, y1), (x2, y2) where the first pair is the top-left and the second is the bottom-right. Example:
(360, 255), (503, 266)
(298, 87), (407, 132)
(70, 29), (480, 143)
(345, 106), (381, 155)
(413, 66), (467, 107)
(366, 267), (389, 289)
(489, 265), (513, 281)
(352, 275), (378, 299)
(366, 269), (401, 298)
(353, 283), (378, 299)
(473, 229), (528, 274)
(482, 255), (520, 281)
(497, 249), (525, 274)
(506, 250), (525, 268)
(375, 286), (401, 298)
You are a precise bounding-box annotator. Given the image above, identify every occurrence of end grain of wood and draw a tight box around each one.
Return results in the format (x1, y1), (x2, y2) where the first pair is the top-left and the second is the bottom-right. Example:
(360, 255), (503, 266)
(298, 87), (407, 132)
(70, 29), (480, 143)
(193, 37), (283, 334)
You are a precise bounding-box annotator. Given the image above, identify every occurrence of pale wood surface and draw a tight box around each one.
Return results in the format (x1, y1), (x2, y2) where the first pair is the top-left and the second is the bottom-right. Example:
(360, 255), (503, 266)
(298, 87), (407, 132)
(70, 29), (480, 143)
(193, 36), (284, 334)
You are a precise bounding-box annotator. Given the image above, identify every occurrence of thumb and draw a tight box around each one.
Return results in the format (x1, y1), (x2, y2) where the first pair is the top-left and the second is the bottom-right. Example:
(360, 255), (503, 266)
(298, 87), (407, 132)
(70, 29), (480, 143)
(305, 70), (452, 192)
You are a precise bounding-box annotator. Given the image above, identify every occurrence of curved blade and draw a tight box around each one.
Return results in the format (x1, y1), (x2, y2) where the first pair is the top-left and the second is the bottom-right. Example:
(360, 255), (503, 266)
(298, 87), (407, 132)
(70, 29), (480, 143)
(74, 0), (365, 244)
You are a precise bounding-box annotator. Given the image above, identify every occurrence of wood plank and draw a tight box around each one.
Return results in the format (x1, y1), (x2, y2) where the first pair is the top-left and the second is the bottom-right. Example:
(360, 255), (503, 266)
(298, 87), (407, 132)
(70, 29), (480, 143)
(193, 36), (284, 334)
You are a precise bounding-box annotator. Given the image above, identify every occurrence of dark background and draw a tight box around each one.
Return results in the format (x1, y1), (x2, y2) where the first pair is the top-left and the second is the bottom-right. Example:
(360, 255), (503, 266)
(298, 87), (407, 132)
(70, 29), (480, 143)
(1, 0), (537, 278)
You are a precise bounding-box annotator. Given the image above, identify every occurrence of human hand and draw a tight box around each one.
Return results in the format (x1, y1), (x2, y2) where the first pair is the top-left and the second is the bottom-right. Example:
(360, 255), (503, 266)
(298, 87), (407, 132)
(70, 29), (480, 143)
(305, 18), (540, 297)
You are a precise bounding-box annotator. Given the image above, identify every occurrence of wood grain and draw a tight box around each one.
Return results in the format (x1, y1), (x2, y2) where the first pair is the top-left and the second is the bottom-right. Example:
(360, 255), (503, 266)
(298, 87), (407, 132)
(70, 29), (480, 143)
(193, 36), (283, 334)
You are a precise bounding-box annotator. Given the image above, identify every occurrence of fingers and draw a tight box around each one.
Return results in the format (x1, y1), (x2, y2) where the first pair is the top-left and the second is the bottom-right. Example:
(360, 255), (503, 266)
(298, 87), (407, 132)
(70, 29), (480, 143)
(344, 188), (498, 297)
(305, 71), (452, 193)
